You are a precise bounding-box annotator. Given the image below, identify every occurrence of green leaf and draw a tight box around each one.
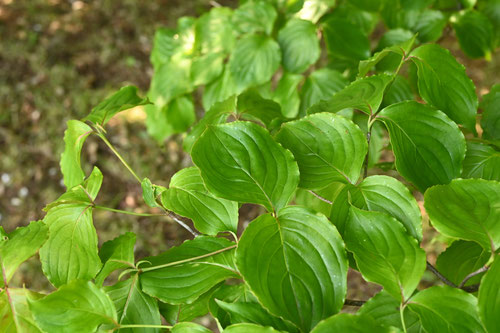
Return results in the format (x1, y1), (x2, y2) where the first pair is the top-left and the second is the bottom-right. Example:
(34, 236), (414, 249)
(0, 288), (43, 333)
(237, 90), (283, 129)
(191, 121), (299, 212)
(360, 29), (415, 75)
(105, 275), (161, 332)
(215, 300), (299, 332)
(95, 232), (136, 287)
(410, 44), (478, 131)
(60, 120), (92, 189)
(171, 322), (212, 333)
(323, 17), (370, 61)
(195, 7), (235, 55)
(300, 69), (348, 115)
(150, 28), (179, 68)
(412, 10), (447, 43)
(480, 84), (500, 141)
(382, 75), (414, 107)
(462, 142), (500, 181)
(358, 290), (422, 333)
(379, 101), (466, 192)
(331, 175), (422, 240)
(436, 240), (490, 286)
(295, 0), (336, 23)
(424, 178), (500, 252)
(345, 207), (426, 301)
(0, 221), (48, 287)
(185, 96), (236, 152)
(479, 255), (500, 333)
(140, 236), (238, 304)
(236, 206), (348, 331)
(224, 323), (281, 333)
(407, 286), (486, 333)
(295, 182), (344, 217)
(29, 280), (117, 333)
(191, 52), (225, 86)
(479, 0), (500, 47)
(202, 65), (237, 111)
(161, 167), (239, 235)
(276, 113), (367, 188)
(278, 19), (320, 73)
(39, 167), (103, 287)
(272, 72), (302, 118)
(229, 34), (281, 94)
(209, 284), (257, 329)
(83, 86), (149, 126)
(232, 1), (277, 35)
(452, 10), (494, 59)
(141, 178), (166, 208)
(308, 74), (393, 116)
(148, 59), (192, 109)
(346, 0), (384, 12)
(311, 313), (390, 333)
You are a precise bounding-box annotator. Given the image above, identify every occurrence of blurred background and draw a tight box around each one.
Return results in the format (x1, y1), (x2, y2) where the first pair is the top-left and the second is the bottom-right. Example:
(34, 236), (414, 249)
(0, 0), (498, 295)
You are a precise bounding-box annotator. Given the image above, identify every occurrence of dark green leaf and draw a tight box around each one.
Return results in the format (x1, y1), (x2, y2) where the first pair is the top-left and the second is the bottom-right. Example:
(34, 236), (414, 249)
(480, 84), (500, 141)
(462, 142), (500, 181)
(424, 178), (500, 252)
(0, 221), (48, 287)
(308, 74), (393, 116)
(379, 101), (466, 192)
(346, 0), (384, 12)
(382, 75), (413, 107)
(60, 120), (92, 189)
(171, 322), (212, 333)
(323, 17), (371, 61)
(345, 207), (426, 301)
(452, 10), (494, 59)
(237, 90), (283, 128)
(224, 323), (281, 333)
(300, 69), (348, 115)
(236, 206), (348, 331)
(294, 182), (344, 217)
(140, 236), (237, 304)
(276, 113), (367, 188)
(436, 240), (490, 286)
(105, 275), (161, 332)
(412, 10), (447, 43)
(185, 96), (236, 152)
(358, 290), (422, 333)
(40, 167), (103, 287)
(232, 1), (277, 35)
(162, 167), (238, 235)
(202, 65), (237, 111)
(272, 72), (302, 118)
(0, 288), (43, 332)
(407, 286), (486, 333)
(229, 34), (281, 94)
(410, 44), (478, 131)
(83, 86), (149, 126)
(95, 232), (136, 287)
(29, 280), (117, 333)
(215, 300), (299, 332)
(478, 255), (500, 333)
(311, 313), (390, 333)
(278, 19), (320, 73)
(191, 121), (299, 212)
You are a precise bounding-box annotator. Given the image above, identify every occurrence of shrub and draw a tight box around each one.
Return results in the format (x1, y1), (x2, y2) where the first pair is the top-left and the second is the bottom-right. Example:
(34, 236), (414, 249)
(1, 0), (499, 332)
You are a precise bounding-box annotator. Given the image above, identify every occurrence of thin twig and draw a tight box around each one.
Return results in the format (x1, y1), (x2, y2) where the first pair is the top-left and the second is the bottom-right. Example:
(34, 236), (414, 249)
(461, 284), (480, 293)
(459, 266), (489, 289)
(426, 261), (457, 287)
(166, 212), (200, 237)
(344, 299), (366, 307)
(308, 190), (333, 205)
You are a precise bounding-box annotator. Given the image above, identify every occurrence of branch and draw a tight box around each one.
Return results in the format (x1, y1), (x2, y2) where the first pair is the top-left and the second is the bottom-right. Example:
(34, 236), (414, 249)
(459, 266), (489, 289)
(461, 284), (480, 293)
(307, 190), (333, 205)
(344, 299), (366, 307)
(426, 261), (457, 287)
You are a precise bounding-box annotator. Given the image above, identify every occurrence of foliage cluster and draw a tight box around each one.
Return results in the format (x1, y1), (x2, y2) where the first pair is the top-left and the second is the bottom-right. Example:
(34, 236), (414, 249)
(1, 0), (499, 332)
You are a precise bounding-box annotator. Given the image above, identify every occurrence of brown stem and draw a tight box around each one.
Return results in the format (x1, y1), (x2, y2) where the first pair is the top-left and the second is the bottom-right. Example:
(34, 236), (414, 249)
(458, 266), (489, 289)
(344, 299), (366, 307)
(426, 261), (457, 287)
(307, 190), (333, 205)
